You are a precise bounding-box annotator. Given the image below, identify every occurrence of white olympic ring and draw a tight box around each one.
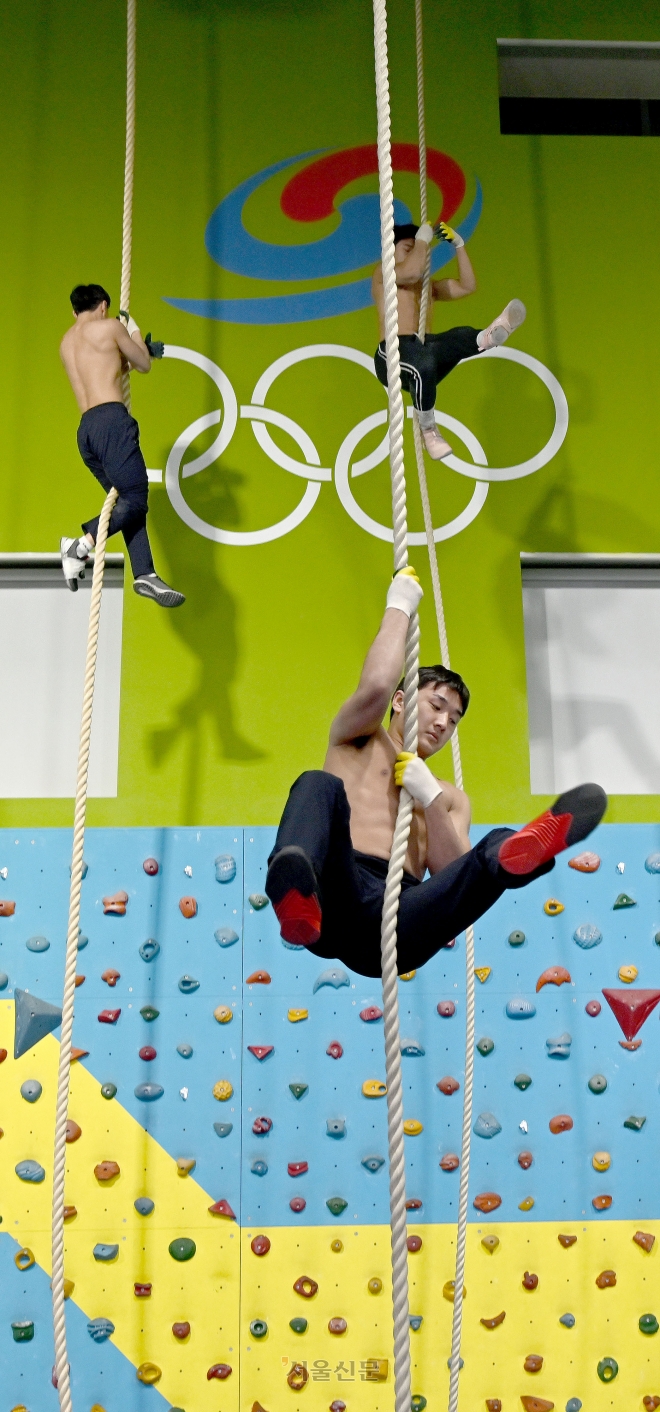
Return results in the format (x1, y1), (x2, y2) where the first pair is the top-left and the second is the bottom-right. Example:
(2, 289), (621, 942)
(161, 341), (569, 547)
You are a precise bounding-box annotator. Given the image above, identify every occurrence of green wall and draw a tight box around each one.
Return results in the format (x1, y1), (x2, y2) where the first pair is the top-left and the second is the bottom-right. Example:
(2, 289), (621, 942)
(2, 0), (659, 829)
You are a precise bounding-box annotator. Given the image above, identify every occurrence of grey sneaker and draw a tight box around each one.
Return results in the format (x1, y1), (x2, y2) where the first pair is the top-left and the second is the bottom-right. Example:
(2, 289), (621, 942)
(421, 426), (453, 460)
(133, 573), (185, 608)
(478, 298), (526, 350)
(60, 535), (91, 592)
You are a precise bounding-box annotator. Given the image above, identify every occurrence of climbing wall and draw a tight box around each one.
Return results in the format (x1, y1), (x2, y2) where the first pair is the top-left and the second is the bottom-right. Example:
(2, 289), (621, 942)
(1, 823), (660, 1412)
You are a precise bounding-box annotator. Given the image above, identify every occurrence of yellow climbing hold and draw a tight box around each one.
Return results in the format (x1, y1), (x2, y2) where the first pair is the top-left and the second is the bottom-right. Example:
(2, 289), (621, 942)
(474, 966), (491, 983)
(618, 964), (638, 984)
(288, 1008), (308, 1022)
(136, 1364), (162, 1385)
(519, 1196), (535, 1211)
(403, 1119), (423, 1136)
(213, 1080), (233, 1101)
(544, 898), (564, 915)
(176, 1157), (196, 1175)
(213, 1005), (233, 1023)
(50, 1277), (74, 1299)
(362, 1079), (387, 1098)
(593, 1151), (611, 1171)
(399, 970), (416, 980)
(363, 1359), (389, 1382)
(14, 1248), (35, 1271)
(443, 1280), (467, 1302)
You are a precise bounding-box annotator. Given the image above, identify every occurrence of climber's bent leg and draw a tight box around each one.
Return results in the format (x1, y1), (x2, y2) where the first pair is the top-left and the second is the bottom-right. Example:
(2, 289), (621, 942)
(266, 771), (364, 947)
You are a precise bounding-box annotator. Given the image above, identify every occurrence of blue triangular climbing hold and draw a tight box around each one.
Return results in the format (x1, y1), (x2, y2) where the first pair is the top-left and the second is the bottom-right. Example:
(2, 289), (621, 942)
(14, 988), (62, 1059)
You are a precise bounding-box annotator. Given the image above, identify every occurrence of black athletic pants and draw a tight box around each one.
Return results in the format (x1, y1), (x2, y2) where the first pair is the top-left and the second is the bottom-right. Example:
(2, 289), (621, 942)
(269, 771), (553, 978)
(78, 402), (155, 579)
(375, 329), (482, 412)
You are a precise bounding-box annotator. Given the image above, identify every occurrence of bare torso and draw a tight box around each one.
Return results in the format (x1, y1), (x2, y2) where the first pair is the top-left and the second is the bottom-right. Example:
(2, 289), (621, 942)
(373, 276), (431, 340)
(324, 727), (459, 878)
(60, 320), (129, 413)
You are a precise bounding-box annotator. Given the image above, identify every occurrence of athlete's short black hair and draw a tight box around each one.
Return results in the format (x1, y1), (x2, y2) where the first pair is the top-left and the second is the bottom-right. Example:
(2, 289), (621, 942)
(393, 222), (419, 245)
(391, 664), (470, 718)
(70, 284), (111, 314)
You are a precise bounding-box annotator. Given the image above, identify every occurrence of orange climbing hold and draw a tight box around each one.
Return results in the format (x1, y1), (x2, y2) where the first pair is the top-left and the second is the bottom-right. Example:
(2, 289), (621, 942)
(94, 1161), (120, 1181)
(179, 895), (197, 917)
(293, 1275), (318, 1298)
(65, 1121), (82, 1143)
(480, 1311), (506, 1328)
(569, 851), (600, 872)
(595, 1269), (616, 1287)
(549, 1114), (573, 1133)
(634, 1231), (655, 1252)
(524, 1355), (543, 1372)
(287, 1364), (309, 1388)
(438, 1076), (460, 1095)
(102, 892), (128, 915)
(71, 1047), (88, 1062)
(593, 1194), (613, 1210)
(0, 900), (16, 915)
(520, 1399), (554, 1411)
(246, 970), (271, 984)
(558, 1233), (577, 1247)
(474, 1192), (502, 1213)
(536, 965), (571, 991)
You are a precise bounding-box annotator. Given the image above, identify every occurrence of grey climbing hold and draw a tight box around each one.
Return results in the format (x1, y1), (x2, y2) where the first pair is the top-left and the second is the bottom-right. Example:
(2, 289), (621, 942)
(87, 1317), (115, 1341)
(560, 1313), (576, 1328)
(573, 923), (602, 949)
(134, 1198), (155, 1215)
(565, 1399), (582, 1411)
(215, 854), (237, 883)
(362, 1155), (385, 1172)
(93, 1243), (119, 1262)
(514, 1073), (532, 1089)
(401, 1039), (425, 1056)
(508, 929), (526, 946)
(14, 987), (62, 1059)
(613, 892), (636, 909)
(446, 1356), (464, 1370)
(178, 974), (199, 993)
(249, 893), (269, 909)
(326, 1118), (346, 1138)
(313, 967), (350, 992)
(476, 1037), (494, 1056)
(506, 997), (536, 1018)
(20, 1079), (42, 1103)
(213, 1122), (233, 1138)
(645, 853), (660, 873)
(215, 927), (239, 947)
(281, 936), (305, 950)
(546, 1032), (572, 1057)
(0, 971), (7, 989)
(77, 932), (88, 949)
(251, 1159), (268, 1176)
(410, 1315), (423, 1330)
(15, 1159), (45, 1182)
(101, 1083), (117, 1099)
(177, 1043), (193, 1058)
(250, 1319), (268, 1338)
(70, 860), (88, 879)
(588, 1074), (607, 1094)
(134, 1082), (164, 1101)
(624, 1114), (646, 1130)
(26, 935), (49, 952)
(473, 1111), (502, 1138)
(289, 1083), (308, 1100)
(139, 939), (160, 962)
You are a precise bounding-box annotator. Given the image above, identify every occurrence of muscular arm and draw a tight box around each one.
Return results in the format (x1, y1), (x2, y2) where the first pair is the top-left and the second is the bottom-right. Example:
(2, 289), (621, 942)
(424, 785), (471, 873)
(329, 607), (409, 747)
(114, 321), (151, 373)
(432, 245), (477, 301)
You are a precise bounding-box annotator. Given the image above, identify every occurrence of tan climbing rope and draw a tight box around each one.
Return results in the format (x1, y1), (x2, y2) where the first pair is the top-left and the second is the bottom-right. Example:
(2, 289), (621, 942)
(51, 3), (135, 1405)
(411, 5), (475, 1406)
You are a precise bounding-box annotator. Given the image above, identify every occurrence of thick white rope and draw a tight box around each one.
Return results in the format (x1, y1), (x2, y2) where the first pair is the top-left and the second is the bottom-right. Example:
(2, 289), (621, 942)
(372, 3), (417, 1409)
(411, 6), (475, 1405)
(51, 4), (136, 1406)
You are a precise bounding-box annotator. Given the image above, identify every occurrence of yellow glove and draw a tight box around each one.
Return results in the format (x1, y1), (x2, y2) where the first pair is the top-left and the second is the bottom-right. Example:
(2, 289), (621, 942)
(434, 220), (465, 250)
(395, 752), (443, 807)
(386, 566), (423, 617)
(394, 751), (416, 787)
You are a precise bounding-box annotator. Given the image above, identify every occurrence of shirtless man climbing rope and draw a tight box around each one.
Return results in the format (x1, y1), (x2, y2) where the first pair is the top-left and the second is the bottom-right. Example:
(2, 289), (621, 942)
(266, 568), (607, 978)
(372, 221), (526, 461)
(59, 283), (184, 607)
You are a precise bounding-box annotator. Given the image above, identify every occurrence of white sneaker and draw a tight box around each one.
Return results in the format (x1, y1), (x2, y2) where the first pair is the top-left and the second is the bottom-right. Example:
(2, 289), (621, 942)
(478, 298), (526, 350)
(133, 574), (185, 608)
(421, 426), (453, 461)
(60, 536), (91, 592)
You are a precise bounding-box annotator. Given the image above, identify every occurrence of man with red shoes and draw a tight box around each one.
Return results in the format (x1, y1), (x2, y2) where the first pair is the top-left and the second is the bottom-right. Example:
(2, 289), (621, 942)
(266, 568), (606, 979)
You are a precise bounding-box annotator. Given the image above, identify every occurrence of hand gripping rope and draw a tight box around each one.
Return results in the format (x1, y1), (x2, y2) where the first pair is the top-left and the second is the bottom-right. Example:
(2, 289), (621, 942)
(411, 7), (474, 1407)
(51, 3), (135, 1406)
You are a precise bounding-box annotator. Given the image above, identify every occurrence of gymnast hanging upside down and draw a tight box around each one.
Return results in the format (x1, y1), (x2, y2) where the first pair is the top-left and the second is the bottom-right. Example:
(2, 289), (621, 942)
(372, 220), (526, 460)
(59, 283), (184, 607)
(266, 569), (607, 979)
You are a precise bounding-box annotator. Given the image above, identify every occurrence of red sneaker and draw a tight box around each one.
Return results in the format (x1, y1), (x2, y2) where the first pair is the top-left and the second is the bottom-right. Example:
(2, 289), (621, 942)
(498, 783), (607, 876)
(266, 846), (322, 947)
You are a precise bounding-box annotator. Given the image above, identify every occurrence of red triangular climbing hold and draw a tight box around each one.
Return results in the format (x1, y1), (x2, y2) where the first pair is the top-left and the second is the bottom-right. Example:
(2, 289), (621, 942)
(247, 1045), (274, 1060)
(208, 1199), (236, 1219)
(602, 988), (660, 1041)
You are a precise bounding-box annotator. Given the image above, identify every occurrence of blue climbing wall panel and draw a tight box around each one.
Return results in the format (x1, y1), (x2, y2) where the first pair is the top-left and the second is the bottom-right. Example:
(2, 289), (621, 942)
(1, 822), (660, 1411)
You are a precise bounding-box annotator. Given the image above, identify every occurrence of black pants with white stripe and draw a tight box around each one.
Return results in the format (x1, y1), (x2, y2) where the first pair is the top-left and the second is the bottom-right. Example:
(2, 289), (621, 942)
(375, 328), (481, 411)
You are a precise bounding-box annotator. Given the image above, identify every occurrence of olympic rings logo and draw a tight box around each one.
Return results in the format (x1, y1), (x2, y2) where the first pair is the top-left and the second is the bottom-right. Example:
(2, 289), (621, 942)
(158, 343), (569, 547)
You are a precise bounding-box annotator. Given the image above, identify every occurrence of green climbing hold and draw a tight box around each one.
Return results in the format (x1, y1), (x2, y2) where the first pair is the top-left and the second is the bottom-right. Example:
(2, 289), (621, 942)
(289, 1083), (308, 1100)
(100, 1083), (117, 1099)
(508, 930), (526, 946)
(12, 1320), (34, 1342)
(250, 1319), (268, 1338)
(411, 1399), (427, 1412)
(613, 893), (636, 909)
(597, 1357), (618, 1382)
(477, 1037), (494, 1056)
(169, 1237), (196, 1262)
(289, 1317), (308, 1334)
(588, 1074), (608, 1094)
(639, 1313), (659, 1335)
(624, 1115), (646, 1130)
(326, 1196), (348, 1216)
(514, 1073), (532, 1090)
(140, 1005), (159, 1021)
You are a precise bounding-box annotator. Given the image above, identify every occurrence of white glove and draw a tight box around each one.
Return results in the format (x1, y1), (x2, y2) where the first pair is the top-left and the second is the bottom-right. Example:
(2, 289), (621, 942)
(118, 310), (140, 337)
(386, 567), (423, 618)
(395, 752), (443, 808)
(415, 222), (435, 246)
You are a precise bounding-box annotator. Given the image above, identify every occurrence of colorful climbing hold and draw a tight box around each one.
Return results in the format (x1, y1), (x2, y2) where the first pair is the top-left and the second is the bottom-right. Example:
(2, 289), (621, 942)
(178, 974), (199, 992)
(518, 1151), (533, 1169)
(134, 1198), (154, 1215)
(602, 987), (660, 1040)
(646, 853), (660, 873)
(327, 1042), (343, 1059)
(290, 1197), (306, 1212)
(169, 1237), (196, 1261)
(134, 1082), (163, 1101)
(485, 1402), (502, 1412)
(251, 1235), (271, 1255)
(327, 1118), (346, 1137)
(640, 1314), (659, 1334)
(214, 853), (236, 883)
(520, 1401), (554, 1412)
(213, 1080), (233, 1100)
(514, 1073), (532, 1089)
(438, 1075), (460, 1094)
(592, 1194), (613, 1210)
(0, 899), (15, 915)
(213, 1121), (232, 1137)
(136, 1364), (161, 1384)
(522, 1272), (539, 1290)
(401, 1039), (425, 1056)
(313, 967), (350, 991)
(506, 998), (536, 1018)
(176, 1157), (196, 1175)
(399, 970), (416, 979)
(407, 1235), (422, 1252)
(207, 1363), (232, 1380)
(87, 1318), (115, 1341)
(14, 1248), (35, 1270)
(536, 965), (571, 991)
(549, 1114), (573, 1133)
(93, 1244), (119, 1261)
(508, 929), (525, 945)
(328, 1317), (347, 1335)
(11, 1321), (34, 1342)
(519, 1197), (535, 1210)
(644, 1400), (660, 1411)
(592, 1151), (611, 1171)
(613, 892), (636, 909)
(368, 1277), (382, 1293)
(138, 1045), (156, 1061)
(248, 893), (269, 909)
(288, 1161), (309, 1176)
(246, 970), (271, 984)
(524, 1355), (543, 1372)
(327, 1196), (347, 1215)
(360, 1005), (383, 1022)
(477, 1036), (495, 1055)
(179, 896), (197, 917)
(101, 968), (120, 987)
(331, 1239), (343, 1252)
(586, 999), (601, 1015)
(215, 927), (239, 947)
(214, 1005), (233, 1023)
(569, 851), (600, 872)
(403, 1119), (423, 1135)
(94, 1161), (120, 1181)
(474, 1192), (501, 1213)
(287, 1363), (309, 1388)
(546, 1032), (572, 1057)
(98, 1009), (121, 1024)
(15, 1160), (45, 1182)
(474, 966), (491, 983)
(544, 898), (564, 915)
(289, 1317), (307, 1333)
(440, 1153), (460, 1171)
(208, 1198), (236, 1217)
(624, 1114), (646, 1130)
(481, 1234), (500, 1252)
(595, 1269), (616, 1287)
(140, 1005), (159, 1020)
(294, 1275), (318, 1297)
(618, 964), (638, 983)
(597, 1357), (618, 1382)
(134, 1283), (152, 1297)
(560, 1314), (576, 1328)
(251, 1159), (268, 1176)
(289, 1083), (308, 1099)
(473, 1111), (502, 1138)
(26, 935), (49, 952)
(172, 1323), (190, 1340)
(252, 1116), (273, 1134)
(437, 1000), (456, 1016)
(102, 891), (128, 915)
(177, 1043), (193, 1058)
(574, 923), (602, 948)
(362, 1078), (387, 1097)
(247, 1045), (273, 1061)
(20, 1079), (42, 1103)
(409, 1316), (423, 1331)
(143, 858), (159, 875)
(558, 1234), (577, 1247)
(634, 1231), (655, 1251)
(588, 1073), (607, 1094)
(288, 1008), (308, 1022)
(480, 1311), (505, 1328)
